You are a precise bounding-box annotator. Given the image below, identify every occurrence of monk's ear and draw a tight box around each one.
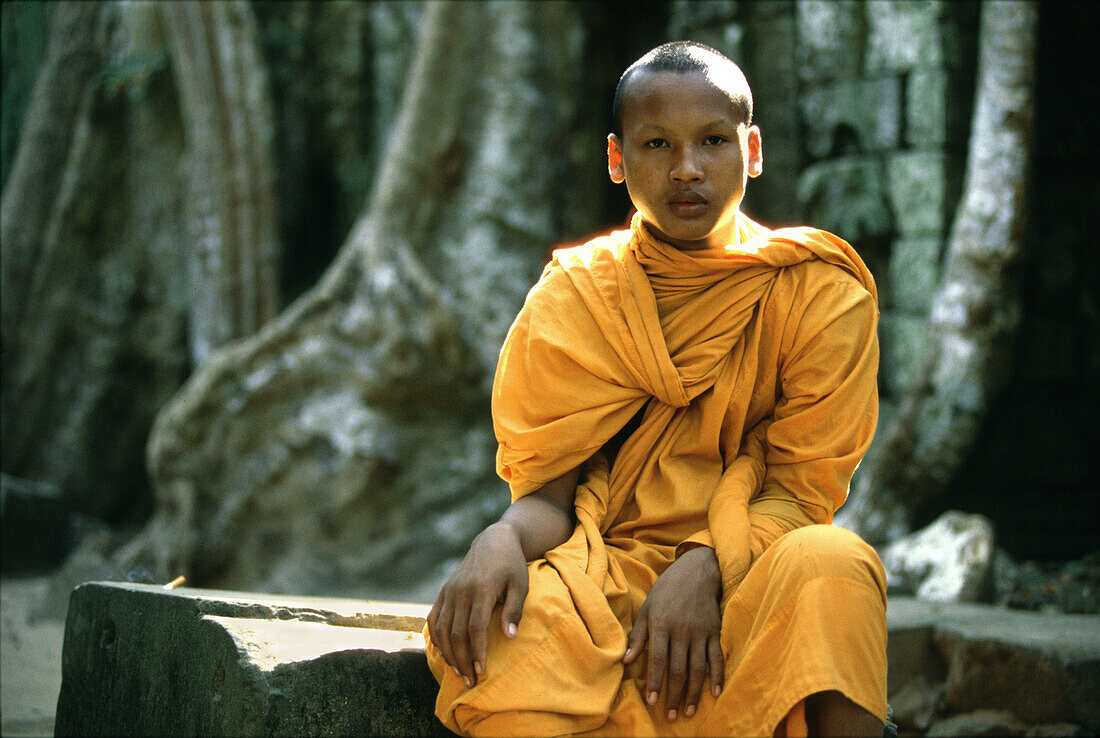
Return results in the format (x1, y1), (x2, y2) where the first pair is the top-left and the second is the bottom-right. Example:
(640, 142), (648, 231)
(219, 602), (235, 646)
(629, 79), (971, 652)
(608, 134), (625, 184)
(746, 125), (763, 179)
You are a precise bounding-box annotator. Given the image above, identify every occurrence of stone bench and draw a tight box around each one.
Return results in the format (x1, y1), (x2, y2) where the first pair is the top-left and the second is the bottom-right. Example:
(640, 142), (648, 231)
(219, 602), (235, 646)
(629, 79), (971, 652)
(56, 581), (1100, 736)
(55, 582), (451, 736)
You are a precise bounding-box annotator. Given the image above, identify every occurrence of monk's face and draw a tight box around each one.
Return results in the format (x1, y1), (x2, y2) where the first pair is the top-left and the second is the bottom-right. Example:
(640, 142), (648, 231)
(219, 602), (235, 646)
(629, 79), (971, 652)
(608, 69), (762, 250)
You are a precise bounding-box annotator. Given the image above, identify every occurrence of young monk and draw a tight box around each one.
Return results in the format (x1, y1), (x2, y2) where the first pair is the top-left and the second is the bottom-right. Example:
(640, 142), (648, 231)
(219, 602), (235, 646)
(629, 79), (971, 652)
(425, 41), (888, 737)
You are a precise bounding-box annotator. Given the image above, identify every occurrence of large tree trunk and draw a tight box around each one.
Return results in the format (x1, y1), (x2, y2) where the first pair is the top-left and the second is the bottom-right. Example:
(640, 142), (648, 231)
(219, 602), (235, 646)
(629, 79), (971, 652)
(1, 4), (105, 480)
(0, 0), (282, 521)
(0, 1), (190, 520)
(253, 1), (421, 302)
(838, 0), (1038, 543)
(161, 1), (280, 364)
(1, 4), (101, 324)
(116, 1), (605, 600)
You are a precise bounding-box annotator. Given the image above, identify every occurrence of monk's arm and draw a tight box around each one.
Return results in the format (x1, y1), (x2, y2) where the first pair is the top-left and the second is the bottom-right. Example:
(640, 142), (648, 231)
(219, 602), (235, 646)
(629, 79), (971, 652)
(426, 464), (581, 687)
(499, 463), (581, 558)
(710, 278), (879, 592)
(753, 280), (878, 552)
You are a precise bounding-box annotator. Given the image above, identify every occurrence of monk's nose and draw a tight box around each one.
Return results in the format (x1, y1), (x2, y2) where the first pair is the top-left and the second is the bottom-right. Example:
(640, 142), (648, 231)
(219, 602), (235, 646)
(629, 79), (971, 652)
(670, 148), (704, 182)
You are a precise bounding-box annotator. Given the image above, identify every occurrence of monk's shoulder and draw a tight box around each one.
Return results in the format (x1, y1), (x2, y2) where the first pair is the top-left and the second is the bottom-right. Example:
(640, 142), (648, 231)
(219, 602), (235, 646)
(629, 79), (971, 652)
(550, 227), (632, 274)
(765, 233), (878, 332)
(526, 227), (631, 308)
(765, 227), (873, 298)
(782, 257), (868, 294)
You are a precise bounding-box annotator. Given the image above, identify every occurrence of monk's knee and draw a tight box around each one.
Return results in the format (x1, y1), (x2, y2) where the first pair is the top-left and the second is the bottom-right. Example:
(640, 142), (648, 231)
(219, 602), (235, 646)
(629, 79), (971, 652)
(770, 525), (886, 597)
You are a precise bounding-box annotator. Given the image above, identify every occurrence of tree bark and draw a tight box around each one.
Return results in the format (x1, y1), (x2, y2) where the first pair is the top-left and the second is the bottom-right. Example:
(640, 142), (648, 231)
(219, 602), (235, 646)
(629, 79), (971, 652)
(0, 2), (191, 519)
(1, 2), (103, 368)
(161, 1), (280, 364)
(118, 1), (605, 599)
(1, 0), (284, 521)
(838, 0), (1038, 544)
(253, 1), (407, 302)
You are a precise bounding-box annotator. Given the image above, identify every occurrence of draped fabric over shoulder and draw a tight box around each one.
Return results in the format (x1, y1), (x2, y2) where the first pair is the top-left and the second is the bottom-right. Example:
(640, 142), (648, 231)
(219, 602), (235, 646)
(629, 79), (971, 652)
(425, 212), (888, 736)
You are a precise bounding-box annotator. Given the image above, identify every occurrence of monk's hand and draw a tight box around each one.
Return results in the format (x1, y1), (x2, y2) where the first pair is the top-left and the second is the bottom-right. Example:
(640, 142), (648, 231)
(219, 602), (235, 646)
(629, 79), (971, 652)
(622, 545), (723, 722)
(426, 520), (528, 688)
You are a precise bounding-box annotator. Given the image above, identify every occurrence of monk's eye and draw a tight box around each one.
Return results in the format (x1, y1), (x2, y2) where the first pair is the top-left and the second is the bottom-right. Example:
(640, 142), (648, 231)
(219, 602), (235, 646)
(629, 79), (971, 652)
(703, 135), (727, 146)
(644, 138), (667, 149)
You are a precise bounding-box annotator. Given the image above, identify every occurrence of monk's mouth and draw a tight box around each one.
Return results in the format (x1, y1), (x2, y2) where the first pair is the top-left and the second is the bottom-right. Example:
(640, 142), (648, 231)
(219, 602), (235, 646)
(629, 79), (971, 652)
(669, 198), (708, 218)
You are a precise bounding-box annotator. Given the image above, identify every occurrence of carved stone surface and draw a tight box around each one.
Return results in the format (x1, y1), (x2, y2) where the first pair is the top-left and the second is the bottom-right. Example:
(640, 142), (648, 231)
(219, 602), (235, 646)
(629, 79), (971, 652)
(877, 313), (933, 396)
(797, 156), (892, 243)
(887, 238), (944, 314)
(794, 0), (865, 82)
(799, 76), (903, 159)
(54, 581), (448, 737)
(886, 151), (954, 238)
(864, 1), (959, 74)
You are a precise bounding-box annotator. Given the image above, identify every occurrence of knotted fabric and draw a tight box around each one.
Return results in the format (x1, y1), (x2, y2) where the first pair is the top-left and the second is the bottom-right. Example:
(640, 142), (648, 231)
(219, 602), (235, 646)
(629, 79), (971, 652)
(428, 211), (886, 736)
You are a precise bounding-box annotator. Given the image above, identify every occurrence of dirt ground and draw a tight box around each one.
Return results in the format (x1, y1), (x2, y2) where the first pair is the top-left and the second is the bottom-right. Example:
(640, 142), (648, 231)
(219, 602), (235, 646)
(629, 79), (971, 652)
(1, 576), (65, 737)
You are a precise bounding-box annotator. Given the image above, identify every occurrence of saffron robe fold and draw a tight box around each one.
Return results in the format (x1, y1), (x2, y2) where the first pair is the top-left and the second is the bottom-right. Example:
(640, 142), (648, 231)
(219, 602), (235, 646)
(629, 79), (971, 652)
(426, 212), (887, 736)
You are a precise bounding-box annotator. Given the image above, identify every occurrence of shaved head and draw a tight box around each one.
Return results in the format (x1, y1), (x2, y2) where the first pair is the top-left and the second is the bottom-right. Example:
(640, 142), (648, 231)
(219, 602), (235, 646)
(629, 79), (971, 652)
(612, 41), (753, 138)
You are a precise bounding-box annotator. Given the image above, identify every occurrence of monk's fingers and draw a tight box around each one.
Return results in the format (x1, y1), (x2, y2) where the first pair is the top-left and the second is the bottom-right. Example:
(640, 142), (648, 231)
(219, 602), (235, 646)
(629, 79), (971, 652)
(466, 590), (495, 679)
(708, 634), (725, 697)
(663, 636), (690, 720)
(623, 603), (650, 664)
(644, 629), (668, 707)
(448, 595), (476, 687)
(500, 573), (528, 639)
(429, 590), (460, 675)
(682, 641), (709, 717)
(426, 598), (442, 649)
(426, 596), (441, 632)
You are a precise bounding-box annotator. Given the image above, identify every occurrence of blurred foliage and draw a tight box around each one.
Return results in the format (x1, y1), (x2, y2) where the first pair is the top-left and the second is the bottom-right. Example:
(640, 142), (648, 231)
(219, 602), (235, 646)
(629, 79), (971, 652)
(1, 1), (48, 191)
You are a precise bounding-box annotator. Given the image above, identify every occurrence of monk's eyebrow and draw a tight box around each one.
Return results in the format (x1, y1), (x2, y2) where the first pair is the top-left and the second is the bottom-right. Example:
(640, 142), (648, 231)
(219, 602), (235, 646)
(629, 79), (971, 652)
(701, 118), (737, 130)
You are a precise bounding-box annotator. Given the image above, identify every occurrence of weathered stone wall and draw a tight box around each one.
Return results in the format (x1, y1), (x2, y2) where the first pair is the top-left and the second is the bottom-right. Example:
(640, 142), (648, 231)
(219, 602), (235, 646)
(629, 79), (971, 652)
(667, 0), (980, 444)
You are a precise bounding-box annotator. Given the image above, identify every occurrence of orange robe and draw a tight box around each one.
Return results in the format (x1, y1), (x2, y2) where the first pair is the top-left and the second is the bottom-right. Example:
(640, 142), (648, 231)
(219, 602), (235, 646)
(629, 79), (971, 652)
(425, 212), (888, 736)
